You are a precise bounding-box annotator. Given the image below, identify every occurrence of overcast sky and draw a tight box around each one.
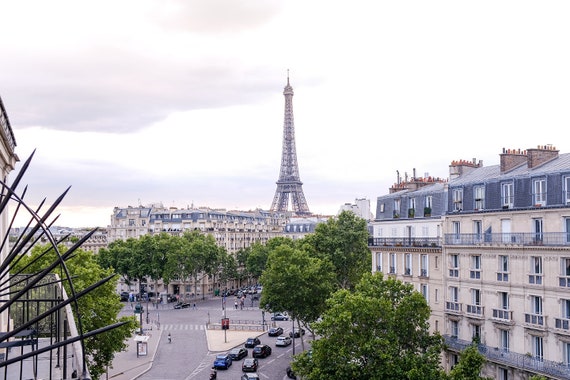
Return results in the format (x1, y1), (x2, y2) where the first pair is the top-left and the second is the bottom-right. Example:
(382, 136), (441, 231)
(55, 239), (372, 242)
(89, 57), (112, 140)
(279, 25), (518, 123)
(1, 0), (569, 228)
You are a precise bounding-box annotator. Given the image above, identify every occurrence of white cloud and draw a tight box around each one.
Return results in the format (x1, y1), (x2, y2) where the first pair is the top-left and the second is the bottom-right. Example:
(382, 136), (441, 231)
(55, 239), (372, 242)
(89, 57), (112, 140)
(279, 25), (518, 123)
(3, 0), (570, 227)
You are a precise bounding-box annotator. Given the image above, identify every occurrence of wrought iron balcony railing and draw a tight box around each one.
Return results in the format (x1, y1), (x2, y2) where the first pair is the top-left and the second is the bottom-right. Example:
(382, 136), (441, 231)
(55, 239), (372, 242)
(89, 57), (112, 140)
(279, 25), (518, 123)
(368, 237), (441, 248)
(444, 232), (570, 246)
(444, 336), (570, 380)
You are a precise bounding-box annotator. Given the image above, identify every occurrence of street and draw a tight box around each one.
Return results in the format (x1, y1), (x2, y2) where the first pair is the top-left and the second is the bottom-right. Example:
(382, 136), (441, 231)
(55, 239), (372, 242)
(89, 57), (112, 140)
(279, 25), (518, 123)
(117, 296), (310, 380)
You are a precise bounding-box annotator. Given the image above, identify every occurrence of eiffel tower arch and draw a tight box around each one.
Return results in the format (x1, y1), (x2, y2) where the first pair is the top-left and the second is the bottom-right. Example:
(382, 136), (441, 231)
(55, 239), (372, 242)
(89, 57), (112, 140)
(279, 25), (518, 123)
(270, 74), (311, 215)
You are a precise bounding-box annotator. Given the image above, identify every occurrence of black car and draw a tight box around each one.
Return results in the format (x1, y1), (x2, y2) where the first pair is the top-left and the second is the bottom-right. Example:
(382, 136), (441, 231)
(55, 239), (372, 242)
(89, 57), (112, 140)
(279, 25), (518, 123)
(252, 344), (272, 358)
(289, 328), (305, 338)
(119, 292), (129, 302)
(286, 366), (297, 379)
(174, 302), (191, 309)
(229, 347), (248, 361)
(268, 327), (283, 337)
(244, 337), (261, 348)
(241, 358), (258, 372)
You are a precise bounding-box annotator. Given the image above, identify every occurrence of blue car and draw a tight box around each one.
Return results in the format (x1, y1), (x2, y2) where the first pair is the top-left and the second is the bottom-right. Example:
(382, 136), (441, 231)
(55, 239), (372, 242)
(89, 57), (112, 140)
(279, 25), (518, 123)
(213, 354), (232, 370)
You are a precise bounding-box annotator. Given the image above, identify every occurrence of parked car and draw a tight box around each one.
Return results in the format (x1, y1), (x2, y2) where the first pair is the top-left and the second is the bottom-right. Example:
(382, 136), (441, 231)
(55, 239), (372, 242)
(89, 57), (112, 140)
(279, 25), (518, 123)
(212, 354), (232, 370)
(173, 302), (191, 309)
(289, 328), (305, 338)
(244, 337), (261, 348)
(268, 327), (283, 337)
(229, 347), (248, 361)
(275, 335), (292, 347)
(286, 366), (297, 379)
(241, 358), (258, 372)
(271, 312), (289, 321)
(119, 292), (129, 302)
(252, 344), (272, 358)
(241, 373), (260, 380)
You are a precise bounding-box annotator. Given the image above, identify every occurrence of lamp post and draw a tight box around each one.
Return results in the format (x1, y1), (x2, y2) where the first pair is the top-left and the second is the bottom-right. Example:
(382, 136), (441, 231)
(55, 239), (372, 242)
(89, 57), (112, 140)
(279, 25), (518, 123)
(291, 317), (295, 356)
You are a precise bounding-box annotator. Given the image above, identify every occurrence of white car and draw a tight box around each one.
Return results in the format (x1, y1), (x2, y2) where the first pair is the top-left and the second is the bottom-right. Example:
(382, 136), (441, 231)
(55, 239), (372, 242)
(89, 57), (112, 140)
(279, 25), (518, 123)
(275, 335), (292, 347)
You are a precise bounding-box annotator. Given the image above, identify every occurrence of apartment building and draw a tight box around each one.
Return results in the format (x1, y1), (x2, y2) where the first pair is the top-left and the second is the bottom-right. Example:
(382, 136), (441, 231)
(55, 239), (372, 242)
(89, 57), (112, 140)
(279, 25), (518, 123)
(370, 145), (570, 380)
(108, 204), (289, 297)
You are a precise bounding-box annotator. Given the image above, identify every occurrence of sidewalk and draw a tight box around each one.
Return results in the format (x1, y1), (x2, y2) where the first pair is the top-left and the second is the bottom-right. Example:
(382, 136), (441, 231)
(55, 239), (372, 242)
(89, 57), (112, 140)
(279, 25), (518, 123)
(106, 326), (262, 380)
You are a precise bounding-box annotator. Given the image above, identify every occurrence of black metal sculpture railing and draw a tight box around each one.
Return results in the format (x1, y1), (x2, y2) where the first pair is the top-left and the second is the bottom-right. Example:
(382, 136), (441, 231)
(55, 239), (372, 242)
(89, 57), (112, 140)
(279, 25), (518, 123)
(0, 151), (125, 379)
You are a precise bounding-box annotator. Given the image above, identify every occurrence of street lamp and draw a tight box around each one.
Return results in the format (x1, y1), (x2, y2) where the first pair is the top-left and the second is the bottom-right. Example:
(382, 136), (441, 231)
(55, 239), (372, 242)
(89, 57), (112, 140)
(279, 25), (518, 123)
(291, 317), (295, 356)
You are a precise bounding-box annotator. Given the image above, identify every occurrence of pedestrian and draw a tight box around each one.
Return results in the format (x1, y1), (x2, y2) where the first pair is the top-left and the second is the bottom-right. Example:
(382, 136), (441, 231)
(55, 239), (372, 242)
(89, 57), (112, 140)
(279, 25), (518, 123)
(234, 301), (238, 309)
(193, 302), (196, 310)
(167, 332), (171, 343)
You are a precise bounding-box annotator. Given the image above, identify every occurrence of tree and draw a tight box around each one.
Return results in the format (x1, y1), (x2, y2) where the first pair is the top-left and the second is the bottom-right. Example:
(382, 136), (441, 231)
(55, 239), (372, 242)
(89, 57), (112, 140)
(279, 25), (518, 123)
(301, 211), (371, 290)
(447, 344), (493, 380)
(13, 244), (137, 380)
(293, 272), (444, 380)
(260, 244), (335, 332)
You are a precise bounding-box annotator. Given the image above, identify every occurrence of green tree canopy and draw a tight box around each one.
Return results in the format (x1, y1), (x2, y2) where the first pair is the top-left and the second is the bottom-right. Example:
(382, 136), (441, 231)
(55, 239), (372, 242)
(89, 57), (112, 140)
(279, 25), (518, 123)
(447, 344), (493, 380)
(293, 272), (444, 380)
(260, 244), (335, 325)
(300, 211), (371, 290)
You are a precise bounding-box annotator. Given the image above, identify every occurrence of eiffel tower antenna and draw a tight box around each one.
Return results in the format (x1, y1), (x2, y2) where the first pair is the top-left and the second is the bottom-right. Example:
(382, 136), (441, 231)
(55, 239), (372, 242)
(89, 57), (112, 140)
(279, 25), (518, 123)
(270, 72), (311, 215)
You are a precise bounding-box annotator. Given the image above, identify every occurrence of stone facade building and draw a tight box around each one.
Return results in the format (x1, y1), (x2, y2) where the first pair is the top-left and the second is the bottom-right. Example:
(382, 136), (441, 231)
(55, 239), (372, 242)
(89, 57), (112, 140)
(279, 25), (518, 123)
(370, 145), (570, 380)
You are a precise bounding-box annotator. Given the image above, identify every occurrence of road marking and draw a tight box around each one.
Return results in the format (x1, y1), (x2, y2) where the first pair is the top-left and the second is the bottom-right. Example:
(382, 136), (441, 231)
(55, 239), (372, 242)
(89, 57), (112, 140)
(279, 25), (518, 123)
(161, 324), (205, 331)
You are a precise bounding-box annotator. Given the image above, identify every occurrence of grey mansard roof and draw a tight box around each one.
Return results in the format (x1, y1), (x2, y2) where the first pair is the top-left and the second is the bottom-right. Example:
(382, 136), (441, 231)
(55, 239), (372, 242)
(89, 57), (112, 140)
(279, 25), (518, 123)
(449, 152), (570, 187)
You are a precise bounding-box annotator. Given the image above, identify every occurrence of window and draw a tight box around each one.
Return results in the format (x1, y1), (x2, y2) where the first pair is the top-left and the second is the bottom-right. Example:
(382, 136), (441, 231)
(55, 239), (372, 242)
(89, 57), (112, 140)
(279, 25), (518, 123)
(533, 336), (544, 360)
(379, 203), (385, 213)
(529, 256), (543, 285)
(404, 254), (412, 275)
(389, 253), (397, 274)
(449, 254), (459, 277)
(533, 178), (547, 206)
(420, 254), (428, 277)
(563, 257), (570, 276)
(468, 289), (482, 315)
(566, 217), (570, 243)
(375, 252), (382, 272)
(452, 189), (463, 211)
(421, 284), (428, 301)
(500, 329), (510, 351)
(408, 198), (416, 218)
(450, 286), (459, 302)
(471, 324), (481, 342)
(501, 182), (514, 208)
(566, 176), (570, 205)
(474, 185), (485, 210)
(497, 255), (509, 281)
(424, 195), (433, 216)
(470, 255), (481, 279)
(450, 320), (459, 338)
(531, 295), (543, 315)
(447, 286), (460, 312)
(498, 367), (509, 380)
(473, 220), (482, 242)
(563, 299), (570, 319)
(533, 218), (543, 243)
(565, 342), (570, 366)
(393, 199), (401, 218)
(499, 291), (509, 310)
(435, 288), (439, 302)
(452, 221), (461, 243)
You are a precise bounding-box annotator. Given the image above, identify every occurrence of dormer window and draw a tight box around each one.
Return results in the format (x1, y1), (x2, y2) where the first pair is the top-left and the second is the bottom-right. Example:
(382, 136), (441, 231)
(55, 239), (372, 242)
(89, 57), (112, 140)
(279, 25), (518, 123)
(452, 189), (463, 212)
(474, 185), (485, 210)
(533, 178), (547, 206)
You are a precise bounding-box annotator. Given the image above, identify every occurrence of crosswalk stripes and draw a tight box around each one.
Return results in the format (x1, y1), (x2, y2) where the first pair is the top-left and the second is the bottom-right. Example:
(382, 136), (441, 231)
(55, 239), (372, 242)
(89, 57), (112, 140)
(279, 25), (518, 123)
(161, 324), (205, 331)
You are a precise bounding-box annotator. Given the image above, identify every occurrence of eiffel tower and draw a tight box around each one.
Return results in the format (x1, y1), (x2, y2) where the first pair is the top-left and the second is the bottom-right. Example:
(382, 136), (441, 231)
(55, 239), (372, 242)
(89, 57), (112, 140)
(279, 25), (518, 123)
(270, 74), (311, 215)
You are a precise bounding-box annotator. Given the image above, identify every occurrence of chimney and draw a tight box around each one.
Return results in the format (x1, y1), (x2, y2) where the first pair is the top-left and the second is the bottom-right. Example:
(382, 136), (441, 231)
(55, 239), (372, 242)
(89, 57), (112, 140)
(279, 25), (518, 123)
(449, 158), (483, 179)
(527, 144), (559, 169)
(500, 148), (527, 173)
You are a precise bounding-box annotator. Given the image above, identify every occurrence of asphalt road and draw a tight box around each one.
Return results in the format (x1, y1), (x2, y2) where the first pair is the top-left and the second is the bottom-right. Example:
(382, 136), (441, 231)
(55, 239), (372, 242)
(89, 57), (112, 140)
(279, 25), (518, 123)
(121, 296), (310, 380)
